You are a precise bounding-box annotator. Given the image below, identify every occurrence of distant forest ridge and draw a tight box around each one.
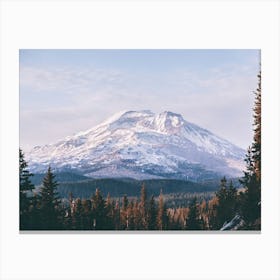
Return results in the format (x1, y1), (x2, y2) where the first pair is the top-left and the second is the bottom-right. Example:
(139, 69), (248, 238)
(31, 172), (242, 199)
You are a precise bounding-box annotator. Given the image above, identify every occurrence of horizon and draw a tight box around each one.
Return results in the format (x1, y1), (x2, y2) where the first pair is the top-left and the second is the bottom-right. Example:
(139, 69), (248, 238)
(20, 49), (260, 152)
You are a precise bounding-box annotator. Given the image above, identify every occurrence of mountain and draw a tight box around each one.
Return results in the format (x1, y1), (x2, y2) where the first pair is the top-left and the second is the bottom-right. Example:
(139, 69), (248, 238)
(26, 110), (245, 181)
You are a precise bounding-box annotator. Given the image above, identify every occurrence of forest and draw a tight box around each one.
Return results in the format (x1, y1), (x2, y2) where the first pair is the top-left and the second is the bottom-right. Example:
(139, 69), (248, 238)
(19, 72), (261, 231)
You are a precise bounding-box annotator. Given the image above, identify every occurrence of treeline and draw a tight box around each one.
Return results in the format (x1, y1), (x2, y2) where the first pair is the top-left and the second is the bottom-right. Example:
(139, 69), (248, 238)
(19, 151), (260, 230)
(55, 178), (218, 200)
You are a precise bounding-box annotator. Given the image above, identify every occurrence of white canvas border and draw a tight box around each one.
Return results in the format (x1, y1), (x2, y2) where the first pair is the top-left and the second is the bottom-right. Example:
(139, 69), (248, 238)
(0, 1), (279, 280)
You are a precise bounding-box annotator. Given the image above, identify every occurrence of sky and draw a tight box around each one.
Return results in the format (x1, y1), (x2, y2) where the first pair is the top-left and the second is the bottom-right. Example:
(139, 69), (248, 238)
(20, 49), (260, 152)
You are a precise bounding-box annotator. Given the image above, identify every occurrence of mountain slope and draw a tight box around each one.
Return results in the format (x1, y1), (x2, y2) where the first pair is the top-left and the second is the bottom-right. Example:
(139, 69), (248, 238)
(27, 110), (245, 181)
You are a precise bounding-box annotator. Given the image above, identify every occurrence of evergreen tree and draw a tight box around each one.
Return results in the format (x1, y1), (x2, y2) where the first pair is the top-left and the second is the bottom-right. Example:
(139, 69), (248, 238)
(127, 200), (135, 230)
(140, 184), (148, 229)
(133, 201), (142, 230)
(157, 190), (168, 230)
(38, 166), (62, 230)
(113, 199), (121, 230)
(240, 70), (261, 228)
(253, 71), (261, 181)
(82, 199), (93, 230)
(92, 188), (107, 230)
(19, 149), (35, 229)
(120, 194), (129, 229)
(105, 193), (115, 230)
(147, 195), (157, 230)
(215, 177), (237, 228)
(73, 198), (83, 229)
(240, 148), (260, 226)
(185, 197), (202, 230)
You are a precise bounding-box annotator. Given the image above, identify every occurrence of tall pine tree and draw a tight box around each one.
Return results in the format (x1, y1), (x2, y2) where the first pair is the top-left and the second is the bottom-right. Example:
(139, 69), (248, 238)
(38, 166), (62, 230)
(19, 149), (35, 230)
(185, 197), (202, 230)
(140, 184), (148, 229)
(147, 195), (157, 230)
(240, 70), (261, 228)
(91, 188), (107, 230)
(215, 177), (237, 229)
(157, 190), (168, 230)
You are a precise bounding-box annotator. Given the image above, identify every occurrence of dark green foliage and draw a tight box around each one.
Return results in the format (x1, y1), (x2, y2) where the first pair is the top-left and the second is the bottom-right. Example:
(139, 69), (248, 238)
(185, 198), (203, 230)
(91, 188), (108, 230)
(239, 148), (261, 227)
(38, 166), (62, 230)
(19, 149), (35, 230)
(54, 178), (221, 199)
(73, 198), (83, 229)
(147, 196), (157, 230)
(239, 70), (261, 229)
(213, 177), (237, 229)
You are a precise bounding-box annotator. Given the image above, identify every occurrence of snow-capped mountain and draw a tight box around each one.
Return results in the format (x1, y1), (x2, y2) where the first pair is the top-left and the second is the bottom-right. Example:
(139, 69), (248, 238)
(27, 110), (246, 181)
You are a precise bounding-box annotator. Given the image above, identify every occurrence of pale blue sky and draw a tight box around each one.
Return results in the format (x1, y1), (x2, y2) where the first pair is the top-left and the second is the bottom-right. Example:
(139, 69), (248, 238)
(20, 49), (260, 151)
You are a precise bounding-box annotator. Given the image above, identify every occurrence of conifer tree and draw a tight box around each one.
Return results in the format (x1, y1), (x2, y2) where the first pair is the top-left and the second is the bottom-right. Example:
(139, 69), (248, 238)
(133, 201), (142, 230)
(215, 177), (237, 228)
(240, 148), (260, 225)
(147, 195), (157, 230)
(73, 198), (83, 229)
(140, 184), (148, 229)
(253, 71), (261, 181)
(92, 188), (107, 230)
(113, 199), (121, 230)
(82, 199), (93, 230)
(105, 193), (115, 230)
(127, 200), (135, 230)
(240, 70), (261, 228)
(185, 197), (202, 230)
(157, 190), (168, 230)
(19, 149), (35, 229)
(38, 166), (62, 230)
(121, 194), (129, 229)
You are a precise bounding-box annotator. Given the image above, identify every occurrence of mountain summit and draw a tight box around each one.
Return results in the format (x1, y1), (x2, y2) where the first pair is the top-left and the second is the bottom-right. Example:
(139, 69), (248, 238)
(27, 110), (245, 181)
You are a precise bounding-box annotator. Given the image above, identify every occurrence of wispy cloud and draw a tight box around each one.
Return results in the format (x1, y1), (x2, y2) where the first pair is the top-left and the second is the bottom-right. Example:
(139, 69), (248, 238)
(20, 65), (125, 95)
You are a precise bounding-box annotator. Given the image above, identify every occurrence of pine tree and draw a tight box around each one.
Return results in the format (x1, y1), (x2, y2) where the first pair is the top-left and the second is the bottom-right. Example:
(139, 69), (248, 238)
(185, 197), (202, 230)
(127, 200), (135, 230)
(105, 193), (115, 230)
(82, 199), (93, 230)
(133, 201), (142, 230)
(19, 149), (35, 229)
(157, 190), (168, 230)
(147, 195), (157, 230)
(215, 177), (228, 228)
(215, 177), (237, 228)
(121, 194), (129, 229)
(252, 71), (261, 182)
(38, 166), (62, 230)
(140, 184), (148, 229)
(240, 70), (261, 228)
(92, 188), (107, 230)
(72, 198), (83, 229)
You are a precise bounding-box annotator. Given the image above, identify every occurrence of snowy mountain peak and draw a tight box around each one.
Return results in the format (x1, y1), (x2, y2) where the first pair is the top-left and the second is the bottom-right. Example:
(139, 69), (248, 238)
(27, 110), (246, 181)
(153, 111), (185, 133)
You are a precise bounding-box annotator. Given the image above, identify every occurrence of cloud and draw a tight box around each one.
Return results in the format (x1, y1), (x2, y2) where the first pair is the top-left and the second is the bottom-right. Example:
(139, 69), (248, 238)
(20, 65), (125, 95)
